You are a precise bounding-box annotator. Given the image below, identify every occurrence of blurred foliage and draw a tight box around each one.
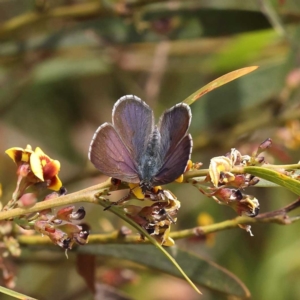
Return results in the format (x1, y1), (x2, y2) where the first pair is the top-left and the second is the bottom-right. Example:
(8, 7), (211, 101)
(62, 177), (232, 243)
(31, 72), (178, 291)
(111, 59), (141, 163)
(1, 0), (300, 299)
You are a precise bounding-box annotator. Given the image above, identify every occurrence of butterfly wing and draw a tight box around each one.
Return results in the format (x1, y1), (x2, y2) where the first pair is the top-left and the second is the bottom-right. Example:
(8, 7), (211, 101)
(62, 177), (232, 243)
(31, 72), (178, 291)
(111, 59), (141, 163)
(89, 123), (140, 183)
(158, 103), (192, 162)
(112, 95), (154, 163)
(152, 134), (193, 185)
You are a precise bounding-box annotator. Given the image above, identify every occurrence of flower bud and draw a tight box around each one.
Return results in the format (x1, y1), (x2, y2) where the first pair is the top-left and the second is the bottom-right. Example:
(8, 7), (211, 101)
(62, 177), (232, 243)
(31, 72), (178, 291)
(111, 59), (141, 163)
(70, 207), (86, 220)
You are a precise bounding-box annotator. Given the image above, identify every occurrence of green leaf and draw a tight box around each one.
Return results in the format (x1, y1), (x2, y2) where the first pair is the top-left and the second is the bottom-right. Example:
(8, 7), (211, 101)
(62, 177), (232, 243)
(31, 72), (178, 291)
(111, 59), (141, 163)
(79, 244), (250, 298)
(0, 285), (37, 300)
(96, 198), (202, 294)
(182, 66), (258, 106)
(187, 62), (285, 136)
(244, 166), (300, 196)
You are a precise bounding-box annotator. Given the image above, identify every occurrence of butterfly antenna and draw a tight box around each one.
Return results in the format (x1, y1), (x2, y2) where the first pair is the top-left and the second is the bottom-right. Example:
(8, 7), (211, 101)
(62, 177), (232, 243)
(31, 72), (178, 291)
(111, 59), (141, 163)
(159, 208), (176, 224)
(166, 212), (176, 224)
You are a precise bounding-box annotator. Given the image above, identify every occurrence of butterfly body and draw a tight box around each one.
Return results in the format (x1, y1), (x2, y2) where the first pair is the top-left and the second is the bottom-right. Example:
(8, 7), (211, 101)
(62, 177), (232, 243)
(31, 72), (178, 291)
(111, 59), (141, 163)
(89, 95), (193, 194)
(138, 126), (163, 190)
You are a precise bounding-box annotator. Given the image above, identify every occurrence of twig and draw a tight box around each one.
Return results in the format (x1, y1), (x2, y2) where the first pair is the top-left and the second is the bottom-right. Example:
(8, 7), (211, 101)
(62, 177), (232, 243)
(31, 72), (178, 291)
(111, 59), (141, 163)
(0, 0), (175, 39)
(145, 40), (170, 106)
(193, 106), (300, 151)
(256, 197), (300, 218)
(0, 3), (109, 39)
(257, 0), (290, 41)
(0, 179), (112, 221)
(17, 197), (300, 246)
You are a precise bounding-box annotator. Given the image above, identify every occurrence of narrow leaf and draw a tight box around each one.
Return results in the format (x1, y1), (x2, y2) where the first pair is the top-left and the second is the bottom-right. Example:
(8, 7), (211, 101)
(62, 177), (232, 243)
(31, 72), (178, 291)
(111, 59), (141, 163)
(76, 253), (96, 294)
(244, 166), (300, 195)
(0, 286), (37, 300)
(182, 66), (258, 105)
(97, 198), (202, 294)
(79, 244), (251, 298)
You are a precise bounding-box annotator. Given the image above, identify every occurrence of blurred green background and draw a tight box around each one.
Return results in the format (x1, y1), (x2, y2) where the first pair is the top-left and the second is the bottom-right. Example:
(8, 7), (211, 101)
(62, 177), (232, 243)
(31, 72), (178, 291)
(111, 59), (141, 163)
(1, 0), (300, 299)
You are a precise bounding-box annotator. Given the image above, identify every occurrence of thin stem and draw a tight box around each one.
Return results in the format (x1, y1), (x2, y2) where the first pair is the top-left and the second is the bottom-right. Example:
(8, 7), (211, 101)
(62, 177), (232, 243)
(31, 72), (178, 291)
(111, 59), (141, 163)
(0, 179), (112, 221)
(0, 0), (176, 38)
(18, 209), (300, 246)
(257, 0), (289, 41)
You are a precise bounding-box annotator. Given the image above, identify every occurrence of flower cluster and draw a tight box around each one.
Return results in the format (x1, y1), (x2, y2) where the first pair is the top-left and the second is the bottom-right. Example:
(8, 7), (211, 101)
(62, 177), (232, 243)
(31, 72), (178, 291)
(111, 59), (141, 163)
(108, 162), (194, 247)
(192, 139), (272, 232)
(2, 145), (89, 251)
(4, 145), (62, 210)
(34, 205), (89, 250)
(125, 188), (180, 246)
(0, 184), (21, 288)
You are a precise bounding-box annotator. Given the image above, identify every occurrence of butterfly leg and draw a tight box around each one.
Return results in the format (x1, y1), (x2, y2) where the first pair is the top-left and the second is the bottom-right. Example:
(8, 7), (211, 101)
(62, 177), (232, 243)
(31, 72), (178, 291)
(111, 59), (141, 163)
(103, 191), (131, 211)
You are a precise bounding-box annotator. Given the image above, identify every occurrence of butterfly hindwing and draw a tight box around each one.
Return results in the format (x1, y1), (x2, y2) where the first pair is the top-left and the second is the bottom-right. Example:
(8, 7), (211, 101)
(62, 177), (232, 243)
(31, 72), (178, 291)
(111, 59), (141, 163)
(158, 103), (191, 162)
(153, 134), (193, 186)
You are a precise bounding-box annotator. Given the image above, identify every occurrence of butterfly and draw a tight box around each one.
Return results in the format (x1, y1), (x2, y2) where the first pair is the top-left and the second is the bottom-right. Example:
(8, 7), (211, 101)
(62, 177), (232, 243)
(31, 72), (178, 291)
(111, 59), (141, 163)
(89, 95), (193, 194)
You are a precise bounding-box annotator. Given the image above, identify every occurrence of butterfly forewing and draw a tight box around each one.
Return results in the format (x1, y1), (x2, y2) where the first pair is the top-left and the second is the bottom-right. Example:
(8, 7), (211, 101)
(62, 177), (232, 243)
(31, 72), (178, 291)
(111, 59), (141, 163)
(153, 134), (192, 185)
(112, 95), (154, 162)
(89, 123), (140, 183)
(158, 103), (191, 162)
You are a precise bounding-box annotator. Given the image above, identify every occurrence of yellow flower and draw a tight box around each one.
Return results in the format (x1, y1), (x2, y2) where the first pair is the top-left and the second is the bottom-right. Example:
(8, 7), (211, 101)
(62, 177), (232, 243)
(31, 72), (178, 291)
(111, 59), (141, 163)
(5, 145), (62, 191)
(128, 183), (144, 200)
(197, 212), (215, 247)
(209, 156), (233, 187)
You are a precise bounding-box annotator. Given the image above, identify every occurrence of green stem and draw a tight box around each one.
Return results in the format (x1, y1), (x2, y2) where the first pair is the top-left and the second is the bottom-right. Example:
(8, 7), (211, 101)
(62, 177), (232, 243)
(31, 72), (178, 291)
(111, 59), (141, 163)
(96, 197), (202, 294)
(18, 211), (300, 246)
(185, 163), (300, 182)
(0, 0), (172, 38)
(0, 178), (112, 221)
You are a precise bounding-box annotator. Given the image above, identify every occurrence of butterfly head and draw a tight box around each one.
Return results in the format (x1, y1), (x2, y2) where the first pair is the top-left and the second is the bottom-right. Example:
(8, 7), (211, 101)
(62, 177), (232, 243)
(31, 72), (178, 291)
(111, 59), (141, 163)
(140, 180), (153, 194)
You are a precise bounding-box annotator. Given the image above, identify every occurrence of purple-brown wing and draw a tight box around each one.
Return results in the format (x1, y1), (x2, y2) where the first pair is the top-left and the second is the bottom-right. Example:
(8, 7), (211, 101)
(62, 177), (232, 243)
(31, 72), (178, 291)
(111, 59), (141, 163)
(158, 103), (191, 162)
(152, 134), (193, 185)
(112, 95), (154, 163)
(89, 123), (140, 183)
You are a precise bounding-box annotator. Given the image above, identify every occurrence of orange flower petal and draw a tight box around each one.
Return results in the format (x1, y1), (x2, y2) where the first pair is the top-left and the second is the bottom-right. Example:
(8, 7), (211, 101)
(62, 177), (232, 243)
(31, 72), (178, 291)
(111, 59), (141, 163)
(48, 175), (62, 191)
(35, 147), (52, 167)
(43, 160), (60, 179)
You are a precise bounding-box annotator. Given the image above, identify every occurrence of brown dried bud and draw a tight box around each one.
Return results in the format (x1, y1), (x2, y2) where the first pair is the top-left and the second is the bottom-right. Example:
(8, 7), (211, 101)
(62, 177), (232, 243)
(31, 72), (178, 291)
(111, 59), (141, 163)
(70, 207), (86, 220)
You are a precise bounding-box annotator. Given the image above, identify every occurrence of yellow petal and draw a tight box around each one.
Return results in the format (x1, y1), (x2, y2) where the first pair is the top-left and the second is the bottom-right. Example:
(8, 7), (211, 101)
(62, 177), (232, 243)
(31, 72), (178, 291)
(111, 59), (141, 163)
(129, 183), (144, 200)
(162, 237), (175, 247)
(175, 174), (184, 183)
(34, 147), (47, 157)
(209, 156), (232, 187)
(5, 147), (25, 163)
(161, 227), (175, 246)
(185, 159), (193, 172)
(30, 152), (44, 181)
(48, 175), (62, 191)
(21, 152), (31, 162)
(5, 148), (19, 163)
(197, 212), (214, 226)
